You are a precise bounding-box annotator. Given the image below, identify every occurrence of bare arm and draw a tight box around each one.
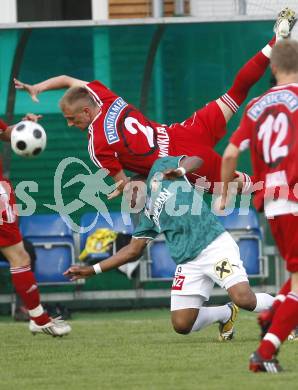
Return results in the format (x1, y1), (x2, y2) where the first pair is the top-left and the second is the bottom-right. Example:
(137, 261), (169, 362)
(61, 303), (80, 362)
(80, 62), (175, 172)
(0, 125), (13, 142)
(0, 113), (42, 142)
(220, 143), (240, 210)
(63, 238), (148, 281)
(14, 75), (88, 102)
(163, 156), (203, 179)
(107, 169), (131, 200)
(233, 170), (251, 193)
(99, 238), (147, 271)
(107, 156), (202, 198)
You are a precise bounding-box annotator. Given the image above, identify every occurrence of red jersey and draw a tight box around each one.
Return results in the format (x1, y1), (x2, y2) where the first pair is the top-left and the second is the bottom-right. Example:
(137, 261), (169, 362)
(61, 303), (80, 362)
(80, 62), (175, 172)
(86, 81), (166, 177)
(230, 83), (298, 210)
(0, 118), (8, 179)
(0, 119), (7, 132)
(0, 118), (22, 245)
(86, 81), (227, 188)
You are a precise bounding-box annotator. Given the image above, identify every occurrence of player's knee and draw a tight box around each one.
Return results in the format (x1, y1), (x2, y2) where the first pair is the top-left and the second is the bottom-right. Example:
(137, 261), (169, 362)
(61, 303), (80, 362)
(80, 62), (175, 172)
(21, 249), (31, 265)
(232, 290), (256, 311)
(228, 282), (256, 311)
(172, 317), (192, 335)
(9, 247), (31, 267)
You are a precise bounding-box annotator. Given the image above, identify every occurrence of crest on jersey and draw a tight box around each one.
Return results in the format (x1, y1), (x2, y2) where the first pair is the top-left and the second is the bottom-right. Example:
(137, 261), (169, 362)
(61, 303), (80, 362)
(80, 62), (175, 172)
(104, 97), (128, 144)
(214, 259), (233, 280)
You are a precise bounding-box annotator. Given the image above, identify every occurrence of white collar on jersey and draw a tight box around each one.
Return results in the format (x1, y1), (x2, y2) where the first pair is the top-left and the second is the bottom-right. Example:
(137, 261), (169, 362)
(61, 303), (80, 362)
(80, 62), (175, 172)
(88, 110), (102, 133)
(272, 82), (298, 89)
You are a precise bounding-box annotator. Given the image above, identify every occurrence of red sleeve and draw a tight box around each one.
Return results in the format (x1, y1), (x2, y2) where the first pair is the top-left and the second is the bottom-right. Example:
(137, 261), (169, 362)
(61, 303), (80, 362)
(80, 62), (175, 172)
(90, 144), (123, 177)
(0, 119), (8, 133)
(94, 154), (123, 177)
(230, 111), (252, 151)
(85, 81), (118, 104)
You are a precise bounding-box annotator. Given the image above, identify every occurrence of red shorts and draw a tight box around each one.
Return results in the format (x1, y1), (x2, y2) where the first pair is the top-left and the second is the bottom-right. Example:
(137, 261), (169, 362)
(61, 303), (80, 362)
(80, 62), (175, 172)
(268, 214), (298, 273)
(169, 100), (227, 150)
(168, 101), (226, 192)
(0, 178), (22, 247)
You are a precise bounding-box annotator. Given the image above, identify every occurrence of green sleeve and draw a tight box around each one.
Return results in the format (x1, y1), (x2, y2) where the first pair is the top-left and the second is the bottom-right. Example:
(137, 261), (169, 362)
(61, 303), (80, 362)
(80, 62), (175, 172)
(133, 212), (159, 241)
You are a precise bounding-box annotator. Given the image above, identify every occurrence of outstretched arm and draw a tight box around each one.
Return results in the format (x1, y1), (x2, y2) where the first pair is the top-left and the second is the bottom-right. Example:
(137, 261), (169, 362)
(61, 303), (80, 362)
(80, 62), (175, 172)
(0, 113), (42, 142)
(220, 143), (241, 210)
(14, 75), (88, 102)
(0, 125), (13, 142)
(64, 238), (147, 281)
(107, 170), (131, 200)
(163, 156), (203, 179)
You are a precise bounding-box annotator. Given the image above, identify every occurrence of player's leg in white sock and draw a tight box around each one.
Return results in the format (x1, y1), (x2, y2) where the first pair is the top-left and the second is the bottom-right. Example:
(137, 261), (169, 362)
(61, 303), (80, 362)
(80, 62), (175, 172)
(227, 282), (274, 312)
(171, 295), (233, 334)
(191, 305), (231, 332)
(253, 293), (275, 313)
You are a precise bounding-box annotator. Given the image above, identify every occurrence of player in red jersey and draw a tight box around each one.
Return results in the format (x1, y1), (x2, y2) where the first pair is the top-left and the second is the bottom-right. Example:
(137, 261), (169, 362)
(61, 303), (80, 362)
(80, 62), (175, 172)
(14, 9), (295, 198)
(220, 39), (298, 373)
(0, 116), (71, 336)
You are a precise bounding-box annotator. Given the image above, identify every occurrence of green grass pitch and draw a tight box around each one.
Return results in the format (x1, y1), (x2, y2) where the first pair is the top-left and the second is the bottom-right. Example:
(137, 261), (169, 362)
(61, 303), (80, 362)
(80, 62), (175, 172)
(0, 309), (297, 390)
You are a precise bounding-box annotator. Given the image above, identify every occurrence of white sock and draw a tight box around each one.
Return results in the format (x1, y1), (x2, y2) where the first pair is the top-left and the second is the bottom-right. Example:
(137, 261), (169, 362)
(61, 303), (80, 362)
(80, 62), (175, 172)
(191, 305), (231, 332)
(28, 304), (44, 318)
(262, 44), (272, 59)
(253, 293), (275, 312)
(274, 294), (286, 304)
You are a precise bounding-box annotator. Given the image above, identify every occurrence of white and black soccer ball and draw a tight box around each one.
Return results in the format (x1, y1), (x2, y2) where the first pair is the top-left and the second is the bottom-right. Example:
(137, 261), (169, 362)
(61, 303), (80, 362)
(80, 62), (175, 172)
(11, 120), (47, 157)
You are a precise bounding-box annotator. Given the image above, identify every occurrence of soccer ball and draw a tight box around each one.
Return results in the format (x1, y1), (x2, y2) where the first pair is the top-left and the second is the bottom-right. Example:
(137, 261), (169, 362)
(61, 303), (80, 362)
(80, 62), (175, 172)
(11, 120), (47, 157)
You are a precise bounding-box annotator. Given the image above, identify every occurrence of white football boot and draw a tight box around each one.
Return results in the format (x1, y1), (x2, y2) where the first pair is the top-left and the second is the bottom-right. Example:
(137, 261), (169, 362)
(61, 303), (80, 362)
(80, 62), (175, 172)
(288, 326), (298, 341)
(29, 316), (71, 337)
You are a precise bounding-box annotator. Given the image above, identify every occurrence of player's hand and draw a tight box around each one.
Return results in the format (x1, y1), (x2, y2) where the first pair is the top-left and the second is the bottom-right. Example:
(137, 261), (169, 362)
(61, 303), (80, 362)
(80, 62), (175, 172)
(212, 194), (228, 214)
(107, 179), (128, 200)
(22, 113), (43, 122)
(14, 78), (40, 102)
(163, 168), (185, 180)
(219, 194), (229, 211)
(218, 182), (238, 211)
(63, 265), (95, 281)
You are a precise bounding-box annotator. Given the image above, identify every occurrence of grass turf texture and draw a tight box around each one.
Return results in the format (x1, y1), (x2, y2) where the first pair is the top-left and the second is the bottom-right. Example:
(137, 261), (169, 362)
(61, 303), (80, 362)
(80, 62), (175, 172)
(0, 309), (297, 390)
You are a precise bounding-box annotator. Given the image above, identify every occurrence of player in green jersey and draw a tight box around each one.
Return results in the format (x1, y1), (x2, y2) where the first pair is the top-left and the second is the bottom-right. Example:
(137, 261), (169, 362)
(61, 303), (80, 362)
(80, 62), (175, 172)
(64, 156), (273, 340)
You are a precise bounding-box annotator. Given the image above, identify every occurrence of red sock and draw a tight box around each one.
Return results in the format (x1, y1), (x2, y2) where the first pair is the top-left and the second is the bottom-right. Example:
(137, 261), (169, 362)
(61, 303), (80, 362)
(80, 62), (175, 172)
(258, 292), (298, 359)
(10, 266), (50, 325)
(220, 51), (269, 112)
(277, 278), (291, 296)
(220, 37), (276, 113)
(266, 278), (292, 321)
(268, 36), (276, 48)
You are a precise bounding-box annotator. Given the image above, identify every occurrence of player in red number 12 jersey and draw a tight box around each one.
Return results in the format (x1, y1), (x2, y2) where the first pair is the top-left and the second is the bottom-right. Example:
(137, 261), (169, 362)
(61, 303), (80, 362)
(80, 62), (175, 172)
(220, 39), (298, 373)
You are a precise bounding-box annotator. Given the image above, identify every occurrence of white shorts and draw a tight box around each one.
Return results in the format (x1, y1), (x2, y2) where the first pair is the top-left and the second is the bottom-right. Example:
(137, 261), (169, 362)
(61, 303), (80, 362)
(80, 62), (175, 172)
(170, 232), (248, 311)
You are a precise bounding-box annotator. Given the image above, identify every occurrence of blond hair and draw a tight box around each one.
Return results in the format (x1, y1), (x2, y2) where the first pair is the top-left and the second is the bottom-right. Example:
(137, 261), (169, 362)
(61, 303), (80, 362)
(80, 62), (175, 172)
(271, 39), (298, 74)
(59, 86), (97, 112)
